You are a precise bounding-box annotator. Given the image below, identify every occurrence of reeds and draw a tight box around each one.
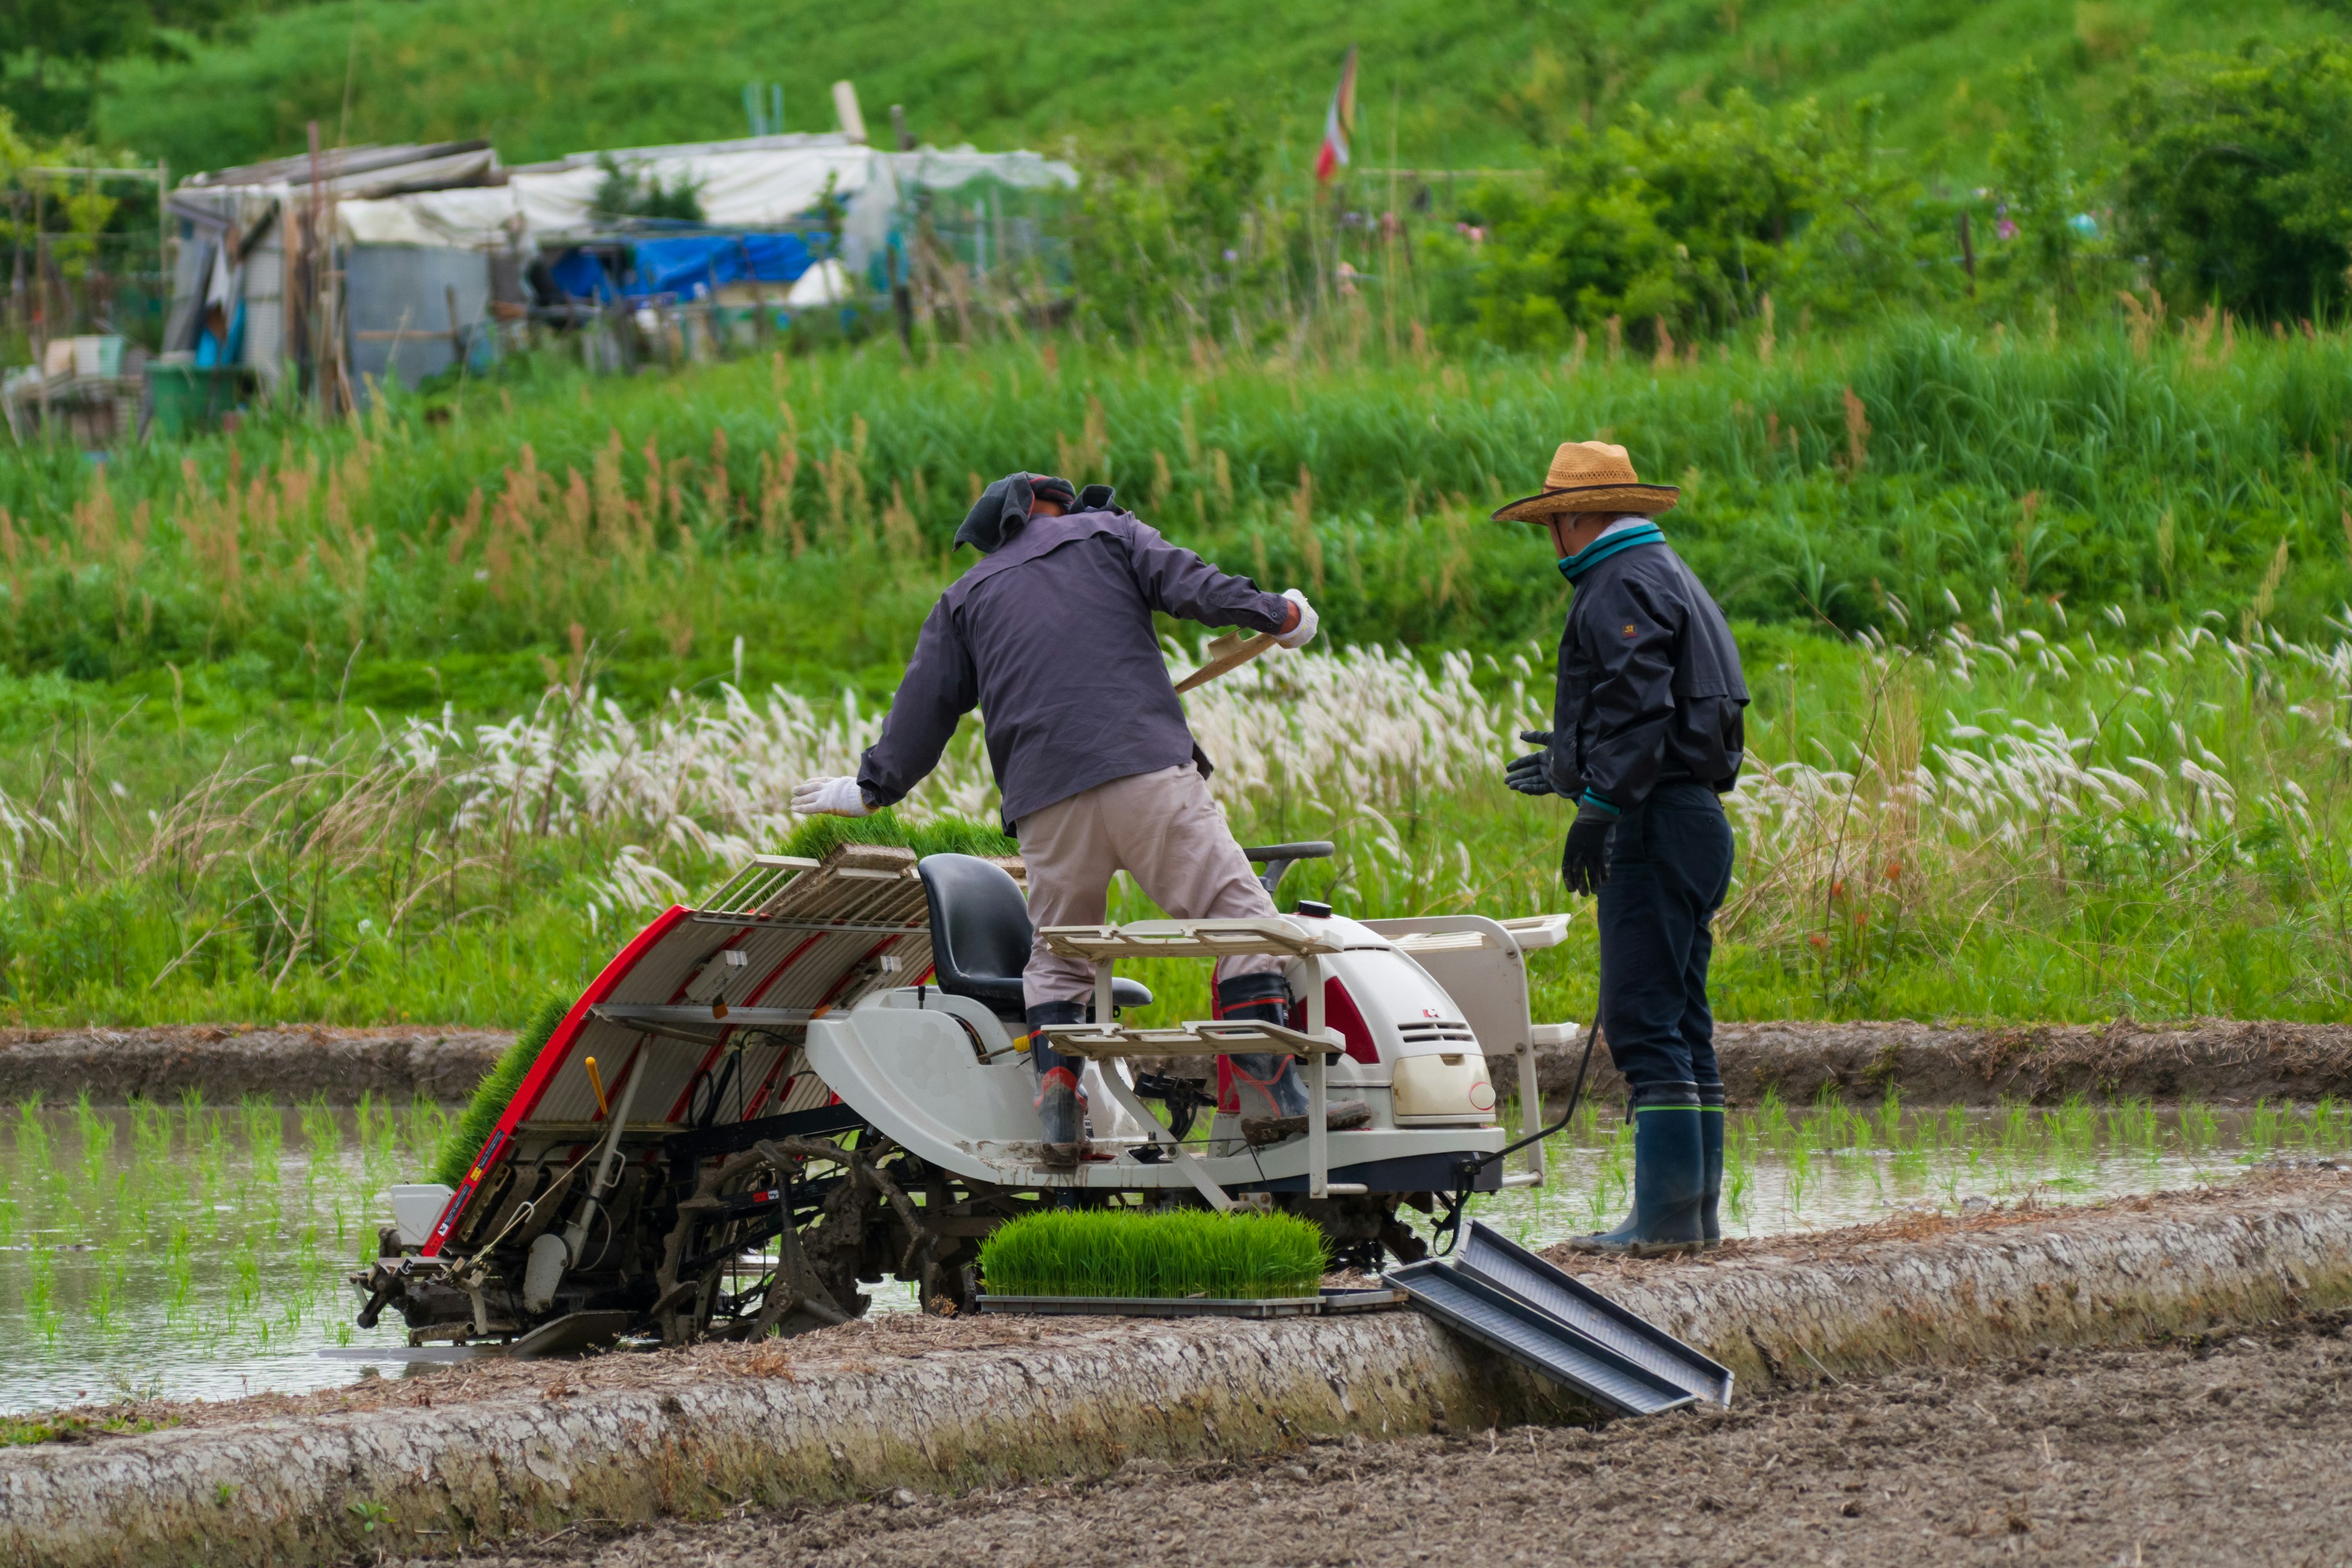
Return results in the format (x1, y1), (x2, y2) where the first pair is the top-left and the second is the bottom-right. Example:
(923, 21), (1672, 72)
(976, 1207), (1326, 1300)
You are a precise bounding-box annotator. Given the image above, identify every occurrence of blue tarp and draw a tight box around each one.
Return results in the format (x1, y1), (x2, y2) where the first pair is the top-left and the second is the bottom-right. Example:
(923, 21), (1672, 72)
(548, 247), (614, 302)
(622, 233), (819, 299)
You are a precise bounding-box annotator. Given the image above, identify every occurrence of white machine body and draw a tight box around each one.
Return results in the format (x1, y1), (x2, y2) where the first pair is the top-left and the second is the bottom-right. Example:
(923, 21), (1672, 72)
(804, 907), (1577, 1194)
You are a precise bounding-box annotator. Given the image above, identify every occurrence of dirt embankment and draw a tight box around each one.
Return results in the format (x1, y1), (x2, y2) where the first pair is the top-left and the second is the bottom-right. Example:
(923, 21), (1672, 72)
(7, 1017), (2350, 1107)
(2, 1173), (2345, 1567)
(1537, 1017), (2352, 1106)
(0, 1025), (508, 1106)
(490, 1311), (2352, 1568)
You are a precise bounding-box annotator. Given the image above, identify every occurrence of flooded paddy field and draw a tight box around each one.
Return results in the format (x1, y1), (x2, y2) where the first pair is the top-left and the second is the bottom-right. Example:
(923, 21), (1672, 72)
(1472, 1090), (2352, 1249)
(0, 1095), (433, 1414)
(4, 1088), (2347, 1415)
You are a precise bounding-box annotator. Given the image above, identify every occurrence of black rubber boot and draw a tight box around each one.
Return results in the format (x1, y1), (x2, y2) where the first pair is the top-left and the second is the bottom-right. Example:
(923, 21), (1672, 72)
(1566, 1082), (1706, 1257)
(1698, 1083), (1726, 1249)
(1217, 972), (1370, 1145)
(1024, 1000), (1088, 1167)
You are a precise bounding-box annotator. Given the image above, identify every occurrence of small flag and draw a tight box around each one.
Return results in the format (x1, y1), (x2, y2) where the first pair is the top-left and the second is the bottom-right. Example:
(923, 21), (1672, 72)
(1314, 45), (1358, 184)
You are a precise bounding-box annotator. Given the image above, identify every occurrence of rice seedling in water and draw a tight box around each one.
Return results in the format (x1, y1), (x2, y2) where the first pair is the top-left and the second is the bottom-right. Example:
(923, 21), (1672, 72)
(2245, 1101), (2283, 1164)
(23, 1245), (59, 1347)
(2179, 1102), (2220, 1154)
(1875, 1087), (1904, 1150)
(15, 1096), (51, 1183)
(978, 1208), (1325, 1301)
(72, 1093), (113, 1191)
(241, 1098), (284, 1190)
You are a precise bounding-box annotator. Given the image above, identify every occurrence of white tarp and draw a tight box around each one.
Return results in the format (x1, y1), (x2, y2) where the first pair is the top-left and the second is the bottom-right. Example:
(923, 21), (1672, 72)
(186, 135), (1078, 304)
(339, 186), (527, 249)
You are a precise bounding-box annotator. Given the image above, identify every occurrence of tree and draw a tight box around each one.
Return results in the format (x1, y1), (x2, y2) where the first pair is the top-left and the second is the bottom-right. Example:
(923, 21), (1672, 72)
(2115, 43), (2352, 320)
(0, 0), (245, 138)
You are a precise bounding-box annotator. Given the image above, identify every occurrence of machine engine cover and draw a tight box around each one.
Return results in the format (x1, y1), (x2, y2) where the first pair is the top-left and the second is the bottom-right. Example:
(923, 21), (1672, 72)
(1392, 1052), (1496, 1123)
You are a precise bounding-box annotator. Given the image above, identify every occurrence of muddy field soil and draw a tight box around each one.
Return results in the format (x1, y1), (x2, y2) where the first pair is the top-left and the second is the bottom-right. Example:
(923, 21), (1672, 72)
(9, 1019), (2351, 1107)
(0, 1024), (508, 1104)
(427, 1311), (2352, 1568)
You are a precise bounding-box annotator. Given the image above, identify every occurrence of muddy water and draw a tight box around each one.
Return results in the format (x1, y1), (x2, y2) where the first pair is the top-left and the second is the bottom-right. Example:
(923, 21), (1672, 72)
(1464, 1096), (2352, 1251)
(4, 1095), (2346, 1414)
(0, 1100), (429, 1415)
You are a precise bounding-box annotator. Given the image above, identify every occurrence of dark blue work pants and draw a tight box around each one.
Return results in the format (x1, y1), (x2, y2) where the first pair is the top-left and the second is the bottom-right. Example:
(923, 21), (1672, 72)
(1592, 783), (1734, 1096)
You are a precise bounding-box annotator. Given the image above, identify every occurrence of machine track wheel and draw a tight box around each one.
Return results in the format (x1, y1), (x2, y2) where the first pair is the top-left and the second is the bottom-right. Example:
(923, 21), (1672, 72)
(652, 1134), (942, 1346)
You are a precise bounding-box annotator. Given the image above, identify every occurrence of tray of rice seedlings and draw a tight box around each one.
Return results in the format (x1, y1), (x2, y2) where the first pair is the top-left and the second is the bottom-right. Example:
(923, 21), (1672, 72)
(975, 1208), (1396, 1317)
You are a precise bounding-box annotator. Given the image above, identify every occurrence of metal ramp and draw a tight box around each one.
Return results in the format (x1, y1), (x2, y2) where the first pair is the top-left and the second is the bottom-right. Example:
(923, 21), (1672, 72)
(1456, 1221), (1733, 1406)
(1384, 1221), (1733, 1417)
(1385, 1260), (1698, 1417)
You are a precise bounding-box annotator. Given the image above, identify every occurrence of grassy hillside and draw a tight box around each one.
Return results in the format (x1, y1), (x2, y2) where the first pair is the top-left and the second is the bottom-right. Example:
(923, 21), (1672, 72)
(99, 0), (2342, 179)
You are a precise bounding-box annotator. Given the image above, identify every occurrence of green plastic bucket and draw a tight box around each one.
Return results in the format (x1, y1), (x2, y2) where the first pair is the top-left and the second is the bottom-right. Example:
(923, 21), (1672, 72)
(146, 364), (254, 439)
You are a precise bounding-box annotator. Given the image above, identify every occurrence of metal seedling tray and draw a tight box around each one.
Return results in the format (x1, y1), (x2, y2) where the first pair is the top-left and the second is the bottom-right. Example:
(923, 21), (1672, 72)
(977, 1287), (1404, 1319)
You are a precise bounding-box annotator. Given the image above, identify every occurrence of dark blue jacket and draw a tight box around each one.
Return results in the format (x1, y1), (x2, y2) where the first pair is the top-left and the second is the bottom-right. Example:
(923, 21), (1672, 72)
(857, 508), (1289, 830)
(1547, 539), (1748, 806)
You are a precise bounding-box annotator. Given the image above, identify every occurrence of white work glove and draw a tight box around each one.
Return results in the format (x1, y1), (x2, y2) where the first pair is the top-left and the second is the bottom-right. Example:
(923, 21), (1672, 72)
(791, 775), (873, 818)
(1275, 587), (1319, 649)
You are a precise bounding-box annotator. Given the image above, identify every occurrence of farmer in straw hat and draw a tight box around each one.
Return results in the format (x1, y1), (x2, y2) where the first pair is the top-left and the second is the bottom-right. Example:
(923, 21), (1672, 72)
(790, 473), (1368, 1166)
(1496, 442), (1749, 1255)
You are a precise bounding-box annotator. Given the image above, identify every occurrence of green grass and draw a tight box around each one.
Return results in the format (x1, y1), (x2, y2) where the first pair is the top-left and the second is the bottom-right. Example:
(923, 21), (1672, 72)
(96, 0), (2343, 181)
(2, 323), (2351, 1029)
(8, 323), (2352, 717)
(978, 1207), (1327, 1300)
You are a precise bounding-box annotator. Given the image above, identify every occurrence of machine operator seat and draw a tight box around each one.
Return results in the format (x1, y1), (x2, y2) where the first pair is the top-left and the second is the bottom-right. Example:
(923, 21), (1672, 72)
(916, 854), (1152, 1022)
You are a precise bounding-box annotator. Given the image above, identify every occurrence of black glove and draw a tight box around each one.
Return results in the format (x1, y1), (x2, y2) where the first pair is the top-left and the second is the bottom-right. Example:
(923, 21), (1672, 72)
(1560, 799), (1618, 896)
(1504, 730), (1556, 796)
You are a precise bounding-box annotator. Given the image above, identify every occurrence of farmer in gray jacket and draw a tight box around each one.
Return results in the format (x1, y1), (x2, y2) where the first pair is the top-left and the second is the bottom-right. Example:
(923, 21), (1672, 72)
(793, 472), (1368, 1164)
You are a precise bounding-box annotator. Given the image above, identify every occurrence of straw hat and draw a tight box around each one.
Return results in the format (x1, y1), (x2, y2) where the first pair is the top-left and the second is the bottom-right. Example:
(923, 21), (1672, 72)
(1490, 440), (1679, 522)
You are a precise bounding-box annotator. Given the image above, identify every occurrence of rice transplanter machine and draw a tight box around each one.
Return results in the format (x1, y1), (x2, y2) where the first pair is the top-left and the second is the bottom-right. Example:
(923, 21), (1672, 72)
(354, 840), (1579, 1349)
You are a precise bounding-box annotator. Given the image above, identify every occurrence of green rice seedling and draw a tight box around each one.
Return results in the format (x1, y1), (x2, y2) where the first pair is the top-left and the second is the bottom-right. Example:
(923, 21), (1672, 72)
(432, 998), (570, 1187)
(89, 1246), (125, 1335)
(1588, 1115), (1634, 1227)
(976, 1208), (1325, 1301)
(165, 1223), (194, 1316)
(72, 1093), (114, 1190)
(1786, 1139), (1812, 1215)
(1723, 1120), (1752, 1224)
(1875, 1087), (1904, 1150)
(2179, 1102), (2220, 1155)
(2049, 1096), (2096, 1167)
(1754, 1087), (1790, 1151)
(230, 1248), (260, 1316)
(240, 1098), (283, 1190)
(402, 1095), (451, 1170)
(15, 1096), (50, 1180)
(296, 1098), (340, 1194)
(2245, 1100), (2283, 1164)
(2315, 1096), (2349, 1153)
(1891, 1112), (1931, 1184)
(23, 1245), (58, 1347)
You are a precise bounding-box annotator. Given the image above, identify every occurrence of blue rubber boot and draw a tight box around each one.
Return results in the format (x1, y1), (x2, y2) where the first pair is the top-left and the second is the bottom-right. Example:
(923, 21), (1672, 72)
(1567, 1083), (1706, 1257)
(1698, 1084), (1726, 1249)
(1024, 1000), (1088, 1166)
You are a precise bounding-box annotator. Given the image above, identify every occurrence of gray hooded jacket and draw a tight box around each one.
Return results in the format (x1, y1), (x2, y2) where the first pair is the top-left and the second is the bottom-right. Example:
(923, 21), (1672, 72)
(856, 508), (1289, 831)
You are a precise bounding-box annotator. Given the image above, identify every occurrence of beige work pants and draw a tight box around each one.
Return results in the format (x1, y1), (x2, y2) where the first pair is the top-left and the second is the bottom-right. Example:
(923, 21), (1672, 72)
(1018, 764), (1283, 1008)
